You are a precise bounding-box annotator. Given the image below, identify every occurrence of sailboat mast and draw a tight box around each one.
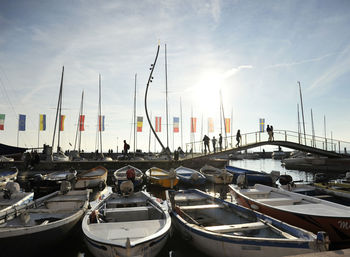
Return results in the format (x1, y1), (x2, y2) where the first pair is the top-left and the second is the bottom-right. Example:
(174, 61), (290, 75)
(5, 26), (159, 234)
(298, 81), (307, 145)
(99, 74), (103, 156)
(79, 90), (84, 152)
(165, 44), (169, 148)
(220, 90), (227, 145)
(133, 73), (137, 154)
(74, 90), (84, 152)
(52, 66), (64, 152)
(311, 108), (315, 147)
(180, 97), (183, 150)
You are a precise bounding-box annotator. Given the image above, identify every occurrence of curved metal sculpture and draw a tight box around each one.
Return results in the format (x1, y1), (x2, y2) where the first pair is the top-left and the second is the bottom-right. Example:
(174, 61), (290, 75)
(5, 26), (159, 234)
(144, 44), (171, 158)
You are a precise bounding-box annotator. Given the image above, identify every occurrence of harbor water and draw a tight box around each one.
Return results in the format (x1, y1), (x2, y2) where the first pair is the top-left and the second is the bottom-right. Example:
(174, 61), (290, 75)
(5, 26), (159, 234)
(35, 158), (324, 257)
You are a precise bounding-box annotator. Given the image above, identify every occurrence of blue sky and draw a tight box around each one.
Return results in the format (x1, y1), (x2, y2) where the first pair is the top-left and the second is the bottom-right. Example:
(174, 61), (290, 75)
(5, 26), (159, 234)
(1, 0), (350, 153)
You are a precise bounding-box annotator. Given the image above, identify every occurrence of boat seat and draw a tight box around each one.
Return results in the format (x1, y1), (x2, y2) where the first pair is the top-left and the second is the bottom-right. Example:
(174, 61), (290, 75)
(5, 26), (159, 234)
(205, 221), (267, 233)
(258, 197), (301, 206)
(104, 206), (156, 222)
(179, 204), (223, 210)
(88, 219), (165, 241)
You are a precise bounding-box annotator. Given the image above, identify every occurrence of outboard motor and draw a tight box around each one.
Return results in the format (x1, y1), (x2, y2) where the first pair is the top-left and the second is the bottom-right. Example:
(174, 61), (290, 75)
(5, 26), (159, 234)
(120, 180), (134, 195)
(60, 181), (71, 194)
(279, 175), (293, 185)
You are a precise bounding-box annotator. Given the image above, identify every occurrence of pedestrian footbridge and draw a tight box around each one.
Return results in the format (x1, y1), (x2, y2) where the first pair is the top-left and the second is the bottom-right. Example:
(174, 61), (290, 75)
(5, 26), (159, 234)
(184, 130), (350, 160)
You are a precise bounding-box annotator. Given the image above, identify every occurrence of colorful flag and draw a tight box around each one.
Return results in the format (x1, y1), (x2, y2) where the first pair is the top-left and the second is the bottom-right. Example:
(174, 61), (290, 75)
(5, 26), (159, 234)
(79, 115), (85, 131)
(191, 117), (197, 133)
(225, 118), (231, 133)
(208, 117), (214, 133)
(59, 115), (66, 131)
(137, 116), (143, 132)
(173, 117), (179, 133)
(98, 115), (105, 131)
(259, 118), (265, 132)
(0, 114), (5, 130)
(155, 116), (161, 132)
(39, 114), (46, 131)
(18, 114), (26, 131)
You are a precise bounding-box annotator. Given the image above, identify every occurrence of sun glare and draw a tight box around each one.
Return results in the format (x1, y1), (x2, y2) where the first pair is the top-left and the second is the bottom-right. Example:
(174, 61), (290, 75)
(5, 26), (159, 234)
(192, 72), (223, 115)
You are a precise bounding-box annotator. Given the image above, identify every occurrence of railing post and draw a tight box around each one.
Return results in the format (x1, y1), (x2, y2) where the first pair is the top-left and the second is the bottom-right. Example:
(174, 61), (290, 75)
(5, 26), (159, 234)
(338, 141), (341, 154)
(285, 131), (287, 141)
(245, 134), (247, 146)
(259, 132), (261, 142)
(255, 133), (257, 143)
(325, 139), (327, 151)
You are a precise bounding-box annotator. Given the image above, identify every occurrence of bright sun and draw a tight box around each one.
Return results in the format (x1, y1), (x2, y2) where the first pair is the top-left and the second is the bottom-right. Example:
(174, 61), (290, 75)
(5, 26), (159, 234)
(192, 72), (223, 115)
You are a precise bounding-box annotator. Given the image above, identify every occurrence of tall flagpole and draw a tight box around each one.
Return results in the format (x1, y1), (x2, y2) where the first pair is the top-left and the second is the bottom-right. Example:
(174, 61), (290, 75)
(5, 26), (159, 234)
(37, 114), (40, 149)
(311, 108), (315, 147)
(133, 73), (137, 154)
(165, 44), (169, 149)
(180, 97), (183, 150)
(231, 107), (233, 147)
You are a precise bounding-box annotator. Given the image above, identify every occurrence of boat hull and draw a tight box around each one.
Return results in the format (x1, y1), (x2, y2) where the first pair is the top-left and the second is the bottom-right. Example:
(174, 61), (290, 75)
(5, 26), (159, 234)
(85, 231), (168, 257)
(76, 166), (108, 190)
(230, 186), (350, 247)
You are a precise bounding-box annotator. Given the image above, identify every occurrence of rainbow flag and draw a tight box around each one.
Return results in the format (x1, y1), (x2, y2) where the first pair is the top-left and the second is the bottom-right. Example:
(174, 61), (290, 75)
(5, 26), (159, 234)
(79, 115), (85, 131)
(0, 114), (5, 130)
(98, 115), (105, 131)
(225, 118), (231, 133)
(208, 117), (214, 132)
(155, 116), (161, 132)
(259, 118), (265, 132)
(137, 116), (143, 132)
(59, 115), (66, 131)
(19, 114), (26, 131)
(39, 114), (46, 131)
(191, 117), (197, 133)
(173, 117), (179, 133)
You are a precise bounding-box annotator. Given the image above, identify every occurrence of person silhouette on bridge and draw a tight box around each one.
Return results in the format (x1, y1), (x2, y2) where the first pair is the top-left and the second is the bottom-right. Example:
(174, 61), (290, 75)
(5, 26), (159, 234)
(267, 125), (272, 141)
(236, 129), (242, 147)
(270, 125), (274, 141)
(212, 136), (217, 153)
(203, 135), (210, 154)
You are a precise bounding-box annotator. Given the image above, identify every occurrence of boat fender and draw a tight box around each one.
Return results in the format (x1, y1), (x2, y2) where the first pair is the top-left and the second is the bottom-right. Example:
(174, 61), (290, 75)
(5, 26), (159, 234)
(20, 211), (30, 224)
(5, 181), (20, 195)
(168, 169), (176, 179)
(120, 180), (134, 195)
(190, 172), (199, 181)
(60, 181), (72, 194)
(126, 237), (131, 249)
(316, 231), (330, 250)
(236, 175), (248, 188)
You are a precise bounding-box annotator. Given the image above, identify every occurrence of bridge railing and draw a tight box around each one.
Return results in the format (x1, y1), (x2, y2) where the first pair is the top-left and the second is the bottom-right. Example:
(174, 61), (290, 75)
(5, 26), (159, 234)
(185, 130), (350, 155)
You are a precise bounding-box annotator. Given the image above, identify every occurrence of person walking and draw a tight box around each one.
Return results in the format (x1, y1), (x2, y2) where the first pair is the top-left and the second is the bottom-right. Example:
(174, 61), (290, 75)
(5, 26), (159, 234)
(218, 133), (223, 151)
(236, 129), (242, 147)
(212, 136), (217, 153)
(266, 125), (271, 141)
(270, 125), (274, 141)
(123, 140), (130, 156)
(203, 135), (210, 154)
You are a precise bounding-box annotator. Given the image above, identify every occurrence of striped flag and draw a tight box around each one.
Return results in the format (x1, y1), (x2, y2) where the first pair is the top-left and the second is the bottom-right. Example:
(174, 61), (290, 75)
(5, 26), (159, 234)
(191, 117), (197, 133)
(137, 116), (143, 132)
(225, 118), (231, 133)
(39, 114), (46, 131)
(59, 115), (66, 131)
(79, 115), (85, 131)
(98, 115), (105, 131)
(208, 117), (214, 133)
(0, 114), (5, 130)
(19, 114), (26, 131)
(259, 118), (265, 132)
(155, 116), (161, 132)
(173, 117), (179, 133)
